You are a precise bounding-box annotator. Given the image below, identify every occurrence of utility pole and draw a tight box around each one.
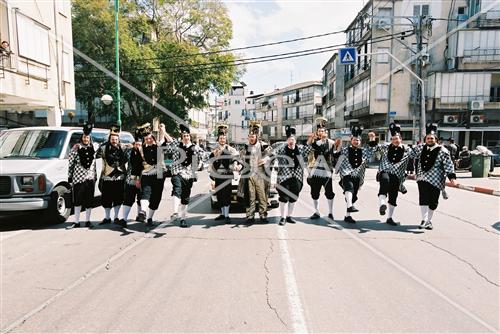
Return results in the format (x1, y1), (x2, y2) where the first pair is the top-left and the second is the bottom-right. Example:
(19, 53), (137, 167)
(415, 14), (425, 141)
(115, 0), (121, 128)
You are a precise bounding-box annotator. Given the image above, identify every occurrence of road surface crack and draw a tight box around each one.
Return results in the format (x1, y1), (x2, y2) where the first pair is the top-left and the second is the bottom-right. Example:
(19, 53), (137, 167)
(421, 240), (499, 287)
(264, 239), (288, 329)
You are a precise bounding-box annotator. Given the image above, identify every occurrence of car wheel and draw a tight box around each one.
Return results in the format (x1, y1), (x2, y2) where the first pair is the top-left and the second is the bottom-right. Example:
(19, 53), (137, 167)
(46, 185), (72, 224)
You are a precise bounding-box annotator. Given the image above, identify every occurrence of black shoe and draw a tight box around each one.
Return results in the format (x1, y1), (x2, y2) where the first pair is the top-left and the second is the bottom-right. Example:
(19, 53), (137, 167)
(310, 212), (320, 220)
(113, 218), (120, 225)
(419, 220), (426, 229)
(400, 184), (408, 194)
(136, 212), (146, 223)
(180, 219), (188, 228)
(99, 218), (111, 225)
(379, 204), (387, 215)
(246, 217), (255, 225)
(327, 213), (334, 221)
(214, 214), (225, 221)
(225, 216), (231, 224)
(118, 219), (127, 228)
(260, 217), (269, 224)
(425, 221), (433, 230)
(66, 222), (81, 229)
(347, 206), (359, 213)
(386, 218), (399, 226)
(85, 221), (92, 228)
(344, 216), (356, 224)
(146, 218), (154, 227)
(279, 218), (286, 226)
(286, 216), (296, 224)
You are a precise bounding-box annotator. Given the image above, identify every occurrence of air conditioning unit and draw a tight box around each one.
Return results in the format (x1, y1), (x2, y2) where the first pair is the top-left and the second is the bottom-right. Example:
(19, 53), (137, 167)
(376, 18), (391, 30)
(470, 115), (485, 124)
(469, 100), (484, 110)
(443, 115), (459, 124)
(421, 53), (431, 66)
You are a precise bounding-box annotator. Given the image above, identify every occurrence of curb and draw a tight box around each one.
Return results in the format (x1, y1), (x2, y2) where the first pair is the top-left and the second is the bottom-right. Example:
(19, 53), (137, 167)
(406, 175), (500, 197)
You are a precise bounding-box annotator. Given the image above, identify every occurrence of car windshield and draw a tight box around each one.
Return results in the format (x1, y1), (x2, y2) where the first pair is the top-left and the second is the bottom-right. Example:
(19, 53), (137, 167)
(0, 129), (67, 159)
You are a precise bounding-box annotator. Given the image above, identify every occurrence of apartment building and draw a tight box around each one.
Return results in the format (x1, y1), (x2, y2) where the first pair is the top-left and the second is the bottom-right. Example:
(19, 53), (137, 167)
(216, 82), (247, 143)
(0, 0), (75, 127)
(426, 0), (500, 149)
(255, 81), (322, 142)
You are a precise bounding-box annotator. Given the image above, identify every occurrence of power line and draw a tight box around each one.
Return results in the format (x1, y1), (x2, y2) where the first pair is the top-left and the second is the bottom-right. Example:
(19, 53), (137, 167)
(74, 26), (369, 65)
(78, 33), (408, 80)
(77, 30), (412, 76)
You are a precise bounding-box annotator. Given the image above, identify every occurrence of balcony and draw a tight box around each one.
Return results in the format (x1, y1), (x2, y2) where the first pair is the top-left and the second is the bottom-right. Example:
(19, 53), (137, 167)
(462, 48), (500, 63)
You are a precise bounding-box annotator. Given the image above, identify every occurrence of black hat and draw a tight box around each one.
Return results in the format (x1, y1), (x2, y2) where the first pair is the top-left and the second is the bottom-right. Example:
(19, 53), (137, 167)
(217, 124), (228, 137)
(109, 124), (120, 136)
(315, 117), (327, 129)
(426, 123), (438, 136)
(83, 122), (93, 136)
(139, 122), (152, 137)
(285, 125), (296, 138)
(351, 125), (363, 138)
(249, 121), (261, 135)
(180, 124), (190, 134)
(389, 123), (401, 137)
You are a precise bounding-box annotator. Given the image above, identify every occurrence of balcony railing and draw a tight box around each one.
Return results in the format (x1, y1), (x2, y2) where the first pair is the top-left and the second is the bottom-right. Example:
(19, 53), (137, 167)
(0, 53), (49, 84)
(437, 95), (499, 104)
(462, 48), (500, 63)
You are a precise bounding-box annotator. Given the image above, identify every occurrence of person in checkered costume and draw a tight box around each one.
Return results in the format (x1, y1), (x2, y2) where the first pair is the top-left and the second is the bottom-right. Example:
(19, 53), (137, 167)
(209, 124), (239, 224)
(96, 125), (130, 226)
(375, 123), (413, 226)
(414, 123), (457, 230)
(162, 123), (209, 228)
(305, 117), (341, 221)
(67, 123), (96, 228)
(139, 124), (168, 227)
(120, 124), (148, 228)
(334, 126), (377, 224)
(272, 126), (312, 226)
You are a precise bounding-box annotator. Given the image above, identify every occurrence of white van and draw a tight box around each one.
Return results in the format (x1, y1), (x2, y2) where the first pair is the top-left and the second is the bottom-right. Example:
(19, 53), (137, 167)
(0, 126), (134, 223)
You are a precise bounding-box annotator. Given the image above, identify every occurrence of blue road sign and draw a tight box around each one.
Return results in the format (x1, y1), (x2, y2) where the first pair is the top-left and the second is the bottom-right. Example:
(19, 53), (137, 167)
(389, 111), (397, 117)
(339, 47), (357, 65)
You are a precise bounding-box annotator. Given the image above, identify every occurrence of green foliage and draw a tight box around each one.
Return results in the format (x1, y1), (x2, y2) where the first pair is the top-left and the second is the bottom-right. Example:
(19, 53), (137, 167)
(73, 0), (240, 132)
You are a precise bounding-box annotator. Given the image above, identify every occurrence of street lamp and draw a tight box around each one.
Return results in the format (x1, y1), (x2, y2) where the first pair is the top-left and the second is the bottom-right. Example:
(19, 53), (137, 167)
(101, 94), (113, 106)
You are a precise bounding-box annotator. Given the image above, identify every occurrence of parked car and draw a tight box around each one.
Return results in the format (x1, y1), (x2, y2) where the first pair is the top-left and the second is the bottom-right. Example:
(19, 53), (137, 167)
(209, 166), (279, 211)
(0, 126), (133, 223)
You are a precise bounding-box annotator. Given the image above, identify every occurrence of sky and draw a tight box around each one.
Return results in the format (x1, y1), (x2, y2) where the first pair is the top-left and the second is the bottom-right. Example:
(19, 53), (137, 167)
(223, 0), (366, 95)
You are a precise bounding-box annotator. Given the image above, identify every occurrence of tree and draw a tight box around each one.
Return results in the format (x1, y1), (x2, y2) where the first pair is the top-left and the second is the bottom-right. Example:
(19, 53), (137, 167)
(73, 0), (240, 133)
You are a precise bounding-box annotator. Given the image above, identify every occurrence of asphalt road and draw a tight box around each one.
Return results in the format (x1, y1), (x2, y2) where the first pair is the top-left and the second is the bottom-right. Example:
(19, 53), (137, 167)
(1, 169), (499, 333)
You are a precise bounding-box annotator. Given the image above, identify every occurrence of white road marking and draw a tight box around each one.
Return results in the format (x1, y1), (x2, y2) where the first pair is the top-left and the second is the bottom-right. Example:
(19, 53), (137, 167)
(277, 226), (308, 333)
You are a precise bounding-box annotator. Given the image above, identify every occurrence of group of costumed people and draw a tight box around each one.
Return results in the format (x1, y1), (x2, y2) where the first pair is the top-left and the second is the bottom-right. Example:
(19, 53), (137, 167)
(68, 117), (457, 231)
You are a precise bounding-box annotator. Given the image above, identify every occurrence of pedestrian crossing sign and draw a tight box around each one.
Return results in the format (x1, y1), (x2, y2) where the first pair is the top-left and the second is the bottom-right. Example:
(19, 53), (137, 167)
(340, 47), (357, 65)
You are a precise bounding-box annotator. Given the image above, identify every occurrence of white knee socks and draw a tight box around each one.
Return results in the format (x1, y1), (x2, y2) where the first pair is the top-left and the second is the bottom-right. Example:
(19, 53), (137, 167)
(379, 194), (387, 206)
(313, 199), (320, 214)
(173, 196), (181, 214)
(279, 202), (286, 218)
(428, 209), (434, 221)
(288, 202), (295, 217)
(113, 205), (120, 219)
(388, 204), (395, 219)
(85, 208), (92, 222)
(327, 199), (334, 215)
(104, 207), (111, 220)
(180, 204), (187, 219)
(223, 206), (230, 217)
(122, 205), (132, 220)
(345, 191), (353, 208)
(74, 206), (81, 224)
(420, 206), (429, 221)
(147, 208), (155, 220)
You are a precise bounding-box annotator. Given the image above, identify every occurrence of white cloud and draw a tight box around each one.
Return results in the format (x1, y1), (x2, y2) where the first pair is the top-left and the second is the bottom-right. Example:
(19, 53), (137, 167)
(224, 0), (365, 93)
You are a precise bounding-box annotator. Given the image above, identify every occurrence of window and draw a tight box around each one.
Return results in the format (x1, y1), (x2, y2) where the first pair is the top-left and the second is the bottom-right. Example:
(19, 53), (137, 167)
(241, 110), (245, 116)
(235, 99), (240, 105)
(283, 108), (288, 120)
(413, 4), (430, 16)
(296, 107), (300, 119)
(377, 47), (389, 63)
(62, 51), (71, 82)
(241, 121), (244, 128)
(376, 83), (389, 100)
(16, 13), (50, 65)
(224, 110), (228, 119)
